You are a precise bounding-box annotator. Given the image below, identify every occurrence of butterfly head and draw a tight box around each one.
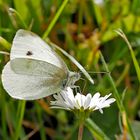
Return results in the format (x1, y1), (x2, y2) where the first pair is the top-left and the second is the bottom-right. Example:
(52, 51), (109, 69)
(63, 71), (80, 88)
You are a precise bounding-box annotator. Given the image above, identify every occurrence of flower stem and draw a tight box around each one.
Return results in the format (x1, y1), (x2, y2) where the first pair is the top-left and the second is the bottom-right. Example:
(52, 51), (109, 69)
(78, 123), (84, 140)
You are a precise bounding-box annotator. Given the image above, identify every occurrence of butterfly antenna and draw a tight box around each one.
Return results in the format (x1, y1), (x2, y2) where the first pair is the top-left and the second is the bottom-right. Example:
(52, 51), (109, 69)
(79, 71), (110, 74)
(80, 77), (85, 81)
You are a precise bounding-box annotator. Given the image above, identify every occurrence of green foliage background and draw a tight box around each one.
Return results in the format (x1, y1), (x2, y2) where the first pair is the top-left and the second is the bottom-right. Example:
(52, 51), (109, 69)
(0, 0), (140, 140)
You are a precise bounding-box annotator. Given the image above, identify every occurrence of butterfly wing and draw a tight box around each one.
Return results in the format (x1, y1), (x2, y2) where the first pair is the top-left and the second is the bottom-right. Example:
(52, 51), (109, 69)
(11, 29), (67, 71)
(2, 59), (67, 100)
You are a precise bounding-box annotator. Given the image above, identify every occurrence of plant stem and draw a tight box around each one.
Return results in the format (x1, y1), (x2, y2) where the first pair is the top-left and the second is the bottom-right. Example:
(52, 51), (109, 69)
(99, 51), (123, 111)
(99, 51), (135, 140)
(43, 0), (69, 39)
(78, 123), (84, 140)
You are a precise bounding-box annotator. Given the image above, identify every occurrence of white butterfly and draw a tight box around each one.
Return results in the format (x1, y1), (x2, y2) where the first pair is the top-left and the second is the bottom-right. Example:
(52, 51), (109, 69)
(1, 29), (94, 100)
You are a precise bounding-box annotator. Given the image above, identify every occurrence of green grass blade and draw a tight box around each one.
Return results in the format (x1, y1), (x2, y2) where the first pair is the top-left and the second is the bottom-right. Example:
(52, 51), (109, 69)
(0, 37), (11, 50)
(13, 0), (28, 21)
(43, 0), (69, 39)
(8, 8), (27, 29)
(36, 103), (46, 140)
(14, 101), (26, 140)
(115, 29), (140, 82)
(85, 118), (110, 140)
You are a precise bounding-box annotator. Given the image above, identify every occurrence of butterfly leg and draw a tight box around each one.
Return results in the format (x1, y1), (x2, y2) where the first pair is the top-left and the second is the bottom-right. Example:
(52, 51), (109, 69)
(71, 85), (81, 94)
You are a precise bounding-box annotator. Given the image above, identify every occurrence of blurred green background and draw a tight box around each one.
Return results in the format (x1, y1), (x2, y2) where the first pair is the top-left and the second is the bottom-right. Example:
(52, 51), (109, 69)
(0, 0), (140, 140)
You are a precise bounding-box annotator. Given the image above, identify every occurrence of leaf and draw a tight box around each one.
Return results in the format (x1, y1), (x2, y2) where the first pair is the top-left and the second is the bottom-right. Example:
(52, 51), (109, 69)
(0, 36), (11, 50)
(131, 121), (140, 140)
(85, 118), (110, 140)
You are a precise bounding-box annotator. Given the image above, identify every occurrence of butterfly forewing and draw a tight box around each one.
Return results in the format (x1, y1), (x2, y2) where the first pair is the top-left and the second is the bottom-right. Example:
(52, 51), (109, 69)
(11, 29), (67, 71)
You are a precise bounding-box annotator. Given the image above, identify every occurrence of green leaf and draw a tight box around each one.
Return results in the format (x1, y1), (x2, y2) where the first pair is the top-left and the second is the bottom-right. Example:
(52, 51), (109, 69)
(0, 36), (11, 50)
(131, 121), (140, 140)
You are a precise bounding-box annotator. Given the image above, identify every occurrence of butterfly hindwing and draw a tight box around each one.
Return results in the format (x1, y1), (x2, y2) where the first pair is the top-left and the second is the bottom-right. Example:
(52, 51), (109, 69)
(2, 59), (67, 100)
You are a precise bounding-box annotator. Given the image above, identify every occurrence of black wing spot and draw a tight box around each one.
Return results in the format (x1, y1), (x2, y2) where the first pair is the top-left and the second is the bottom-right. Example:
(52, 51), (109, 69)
(26, 51), (33, 56)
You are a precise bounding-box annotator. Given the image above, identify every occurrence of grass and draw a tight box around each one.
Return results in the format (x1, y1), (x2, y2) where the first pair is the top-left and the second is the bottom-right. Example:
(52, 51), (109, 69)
(0, 0), (140, 140)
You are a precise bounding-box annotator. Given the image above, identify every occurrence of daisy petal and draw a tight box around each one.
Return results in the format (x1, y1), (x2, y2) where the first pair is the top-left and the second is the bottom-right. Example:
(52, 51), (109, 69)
(50, 87), (116, 115)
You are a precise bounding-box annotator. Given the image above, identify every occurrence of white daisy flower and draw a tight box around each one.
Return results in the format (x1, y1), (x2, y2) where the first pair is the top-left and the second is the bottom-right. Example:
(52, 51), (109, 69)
(50, 87), (116, 116)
